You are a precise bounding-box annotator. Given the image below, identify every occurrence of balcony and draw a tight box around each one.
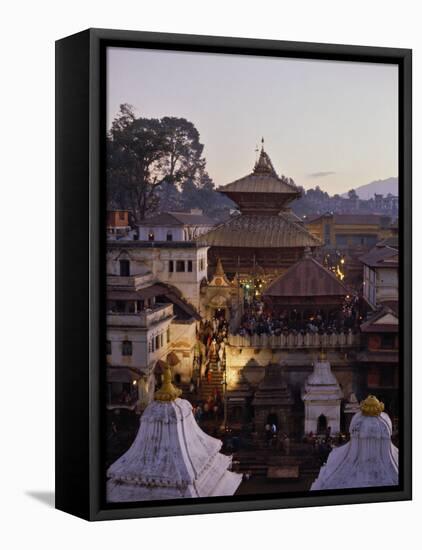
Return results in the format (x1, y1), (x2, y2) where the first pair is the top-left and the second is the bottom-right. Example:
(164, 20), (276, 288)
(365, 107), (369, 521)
(228, 330), (358, 350)
(107, 303), (174, 328)
(107, 273), (155, 289)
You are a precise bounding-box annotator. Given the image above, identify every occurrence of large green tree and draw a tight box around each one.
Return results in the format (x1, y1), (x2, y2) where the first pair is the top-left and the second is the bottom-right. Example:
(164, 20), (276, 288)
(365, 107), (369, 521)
(107, 104), (206, 222)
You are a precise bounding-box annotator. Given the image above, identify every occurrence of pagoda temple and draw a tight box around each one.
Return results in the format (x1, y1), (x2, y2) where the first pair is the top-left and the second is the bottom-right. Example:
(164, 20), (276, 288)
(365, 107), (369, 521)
(197, 143), (322, 278)
(107, 365), (242, 502)
(311, 395), (399, 490)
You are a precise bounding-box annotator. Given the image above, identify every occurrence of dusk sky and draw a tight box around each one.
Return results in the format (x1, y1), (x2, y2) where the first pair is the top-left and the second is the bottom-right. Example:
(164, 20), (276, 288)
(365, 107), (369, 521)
(107, 47), (398, 195)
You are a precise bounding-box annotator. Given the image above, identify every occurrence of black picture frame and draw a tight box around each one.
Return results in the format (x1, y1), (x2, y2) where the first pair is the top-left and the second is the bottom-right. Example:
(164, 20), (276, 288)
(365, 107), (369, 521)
(55, 28), (412, 521)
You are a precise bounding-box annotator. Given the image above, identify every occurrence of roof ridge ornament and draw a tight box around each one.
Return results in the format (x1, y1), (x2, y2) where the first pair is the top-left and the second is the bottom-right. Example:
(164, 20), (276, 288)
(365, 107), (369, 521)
(253, 138), (277, 176)
(154, 363), (182, 402)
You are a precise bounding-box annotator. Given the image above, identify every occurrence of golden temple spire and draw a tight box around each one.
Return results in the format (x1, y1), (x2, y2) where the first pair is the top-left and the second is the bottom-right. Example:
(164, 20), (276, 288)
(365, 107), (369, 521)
(319, 349), (327, 361)
(253, 139), (277, 176)
(154, 364), (182, 402)
(360, 395), (384, 417)
(215, 257), (226, 277)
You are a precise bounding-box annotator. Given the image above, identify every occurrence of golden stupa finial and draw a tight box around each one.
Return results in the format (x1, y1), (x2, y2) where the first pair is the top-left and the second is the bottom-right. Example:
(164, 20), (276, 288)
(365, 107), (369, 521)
(360, 395), (384, 417)
(154, 364), (182, 402)
(319, 349), (327, 361)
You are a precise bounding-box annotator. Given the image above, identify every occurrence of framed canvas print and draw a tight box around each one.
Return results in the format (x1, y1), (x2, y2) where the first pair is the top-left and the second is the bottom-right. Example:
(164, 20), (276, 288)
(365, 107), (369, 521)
(55, 28), (412, 521)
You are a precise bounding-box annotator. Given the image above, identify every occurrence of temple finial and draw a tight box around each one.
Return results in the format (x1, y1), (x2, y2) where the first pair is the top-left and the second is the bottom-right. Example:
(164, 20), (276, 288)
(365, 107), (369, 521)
(360, 395), (384, 417)
(215, 257), (225, 277)
(253, 139), (277, 176)
(154, 364), (182, 402)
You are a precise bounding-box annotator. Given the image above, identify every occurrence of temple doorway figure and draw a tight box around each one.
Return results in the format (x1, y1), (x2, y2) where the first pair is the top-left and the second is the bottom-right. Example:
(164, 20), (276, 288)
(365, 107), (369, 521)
(266, 413), (278, 430)
(214, 307), (226, 320)
(317, 414), (327, 435)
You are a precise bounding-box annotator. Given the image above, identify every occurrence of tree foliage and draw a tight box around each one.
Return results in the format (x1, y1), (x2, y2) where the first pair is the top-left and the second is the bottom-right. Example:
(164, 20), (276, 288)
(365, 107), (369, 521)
(107, 104), (206, 222)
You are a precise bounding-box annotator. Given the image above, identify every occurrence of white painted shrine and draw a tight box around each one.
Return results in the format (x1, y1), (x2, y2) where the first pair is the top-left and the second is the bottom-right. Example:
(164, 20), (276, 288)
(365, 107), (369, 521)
(302, 353), (343, 435)
(311, 395), (399, 490)
(107, 365), (242, 502)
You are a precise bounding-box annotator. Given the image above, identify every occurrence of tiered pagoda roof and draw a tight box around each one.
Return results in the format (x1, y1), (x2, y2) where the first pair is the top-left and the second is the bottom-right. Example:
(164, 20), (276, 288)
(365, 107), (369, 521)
(197, 145), (321, 250)
(217, 146), (301, 213)
(197, 213), (321, 248)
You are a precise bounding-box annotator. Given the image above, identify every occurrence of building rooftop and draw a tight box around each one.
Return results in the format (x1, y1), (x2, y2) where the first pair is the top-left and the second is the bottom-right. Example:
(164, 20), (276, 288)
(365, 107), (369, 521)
(359, 245), (399, 268)
(138, 210), (215, 227)
(263, 256), (348, 297)
(360, 306), (398, 333)
(196, 213), (321, 248)
(107, 240), (208, 249)
(306, 212), (391, 227)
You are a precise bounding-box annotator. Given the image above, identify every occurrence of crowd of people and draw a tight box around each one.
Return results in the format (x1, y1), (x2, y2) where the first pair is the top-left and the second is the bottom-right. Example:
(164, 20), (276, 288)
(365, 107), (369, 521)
(236, 297), (360, 338)
(195, 316), (230, 382)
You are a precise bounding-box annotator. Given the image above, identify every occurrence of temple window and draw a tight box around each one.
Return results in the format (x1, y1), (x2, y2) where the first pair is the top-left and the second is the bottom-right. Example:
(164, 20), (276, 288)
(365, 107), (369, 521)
(187, 260), (193, 272)
(122, 340), (132, 356)
(176, 260), (185, 272)
(119, 259), (130, 277)
(169, 260), (174, 273)
(148, 230), (154, 241)
(166, 231), (173, 241)
(106, 340), (111, 355)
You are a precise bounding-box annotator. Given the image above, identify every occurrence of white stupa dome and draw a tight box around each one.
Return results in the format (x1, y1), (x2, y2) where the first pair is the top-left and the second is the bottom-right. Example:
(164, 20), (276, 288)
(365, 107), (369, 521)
(311, 395), (399, 490)
(107, 366), (242, 502)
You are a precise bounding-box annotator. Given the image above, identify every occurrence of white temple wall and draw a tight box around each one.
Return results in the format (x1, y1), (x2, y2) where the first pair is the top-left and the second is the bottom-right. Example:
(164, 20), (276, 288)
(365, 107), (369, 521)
(304, 401), (342, 435)
(106, 317), (172, 372)
(106, 245), (208, 310)
(169, 321), (197, 383)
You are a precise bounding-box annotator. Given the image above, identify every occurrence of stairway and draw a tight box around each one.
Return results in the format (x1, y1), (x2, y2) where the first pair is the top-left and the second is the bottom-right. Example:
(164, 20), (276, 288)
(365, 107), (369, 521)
(198, 363), (224, 402)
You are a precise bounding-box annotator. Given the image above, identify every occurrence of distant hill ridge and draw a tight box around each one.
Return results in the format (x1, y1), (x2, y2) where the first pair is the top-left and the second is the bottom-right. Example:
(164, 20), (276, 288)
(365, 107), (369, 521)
(341, 177), (398, 200)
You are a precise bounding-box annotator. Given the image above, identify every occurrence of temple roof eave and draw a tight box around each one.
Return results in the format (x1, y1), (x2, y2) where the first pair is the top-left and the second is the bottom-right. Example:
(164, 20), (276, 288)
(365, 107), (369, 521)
(196, 214), (322, 249)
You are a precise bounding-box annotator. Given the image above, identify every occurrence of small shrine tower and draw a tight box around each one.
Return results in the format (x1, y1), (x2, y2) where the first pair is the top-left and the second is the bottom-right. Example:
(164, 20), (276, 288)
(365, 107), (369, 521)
(302, 352), (343, 435)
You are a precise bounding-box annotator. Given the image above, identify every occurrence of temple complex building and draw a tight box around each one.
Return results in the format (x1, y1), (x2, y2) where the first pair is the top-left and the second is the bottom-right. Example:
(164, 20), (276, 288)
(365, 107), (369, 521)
(106, 267), (201, 412)
(197, 145), (321, 279)
(106, 209), (131, 239)
(107, 240), (209, 311)
(262, 252), (349, 324)
(200, 258), (243, 326)
(356, 306), (399, 422)
(360, 245), (399, 309)
(137, 209), (215, 242)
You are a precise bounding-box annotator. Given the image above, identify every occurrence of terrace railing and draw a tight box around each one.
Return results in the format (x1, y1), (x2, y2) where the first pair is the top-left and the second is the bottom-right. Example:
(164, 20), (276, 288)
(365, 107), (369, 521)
(228, 330), (358, 350)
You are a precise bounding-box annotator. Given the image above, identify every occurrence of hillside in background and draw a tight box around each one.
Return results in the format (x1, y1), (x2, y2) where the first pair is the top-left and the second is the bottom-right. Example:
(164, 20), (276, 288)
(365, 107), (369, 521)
(342, 177), (398, 200)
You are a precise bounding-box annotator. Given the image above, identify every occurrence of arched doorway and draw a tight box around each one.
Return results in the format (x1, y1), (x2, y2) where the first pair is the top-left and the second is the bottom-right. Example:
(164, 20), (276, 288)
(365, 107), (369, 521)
(317, 414), (327, 435)
(266, 413), (278, 429)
